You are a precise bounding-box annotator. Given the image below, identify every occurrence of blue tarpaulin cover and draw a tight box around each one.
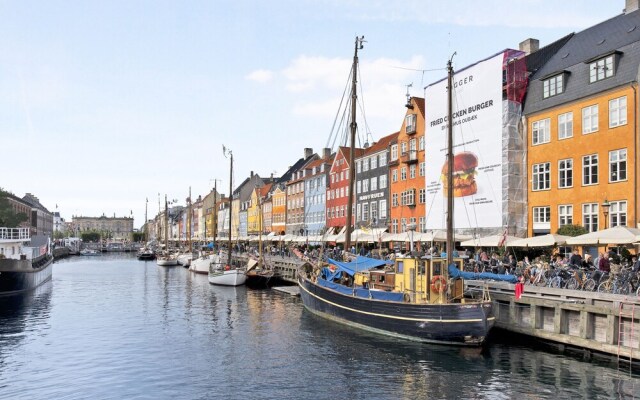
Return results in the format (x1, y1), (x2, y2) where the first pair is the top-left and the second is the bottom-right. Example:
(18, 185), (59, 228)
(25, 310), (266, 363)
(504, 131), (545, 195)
(316, 277), (404, 302)
(447, 263), (518, 283)
(322, 256), (392, 281)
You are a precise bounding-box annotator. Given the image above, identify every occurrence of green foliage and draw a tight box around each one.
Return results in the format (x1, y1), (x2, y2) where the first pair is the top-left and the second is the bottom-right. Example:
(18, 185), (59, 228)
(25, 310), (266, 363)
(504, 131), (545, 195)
(132, 232), (144, 242)
(81, 231), (101, 242)
(53, 230), (65, 239)
(0, 188), (29, 227)
(556, 224), (588, 237)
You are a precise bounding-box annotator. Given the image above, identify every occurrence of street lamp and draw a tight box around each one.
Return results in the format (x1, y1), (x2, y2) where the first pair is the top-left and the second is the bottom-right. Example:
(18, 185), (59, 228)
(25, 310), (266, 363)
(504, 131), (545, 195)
(602, 199), (611, 229)
(406, 222), (417, 253)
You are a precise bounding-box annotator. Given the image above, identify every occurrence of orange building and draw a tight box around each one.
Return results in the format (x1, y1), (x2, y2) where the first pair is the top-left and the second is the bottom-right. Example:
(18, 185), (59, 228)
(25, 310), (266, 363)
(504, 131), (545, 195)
(389, 97), (426, 240)
(524, 9), (639, 251)
(271, 185), (286, 236)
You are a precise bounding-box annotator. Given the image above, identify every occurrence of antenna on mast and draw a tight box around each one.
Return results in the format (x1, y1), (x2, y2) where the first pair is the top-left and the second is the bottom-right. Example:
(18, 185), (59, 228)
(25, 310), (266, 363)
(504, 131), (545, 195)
(405, 83), (413, 108)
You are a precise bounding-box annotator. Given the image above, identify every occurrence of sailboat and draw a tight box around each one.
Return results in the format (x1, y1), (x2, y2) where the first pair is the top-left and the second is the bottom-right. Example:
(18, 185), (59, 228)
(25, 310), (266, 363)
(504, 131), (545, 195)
(245, 186), (277, 288)
(297, 39), (494, 345)
(208, 146), (247, 286)
(156, 194), (178, 266)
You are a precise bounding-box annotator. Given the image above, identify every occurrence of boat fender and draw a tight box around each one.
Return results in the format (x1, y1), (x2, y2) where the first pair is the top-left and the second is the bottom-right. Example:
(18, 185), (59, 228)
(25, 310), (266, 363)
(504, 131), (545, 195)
(430, 275), (447, 293)
(403, 292), (411, 302)
(224, 265), (231, 271)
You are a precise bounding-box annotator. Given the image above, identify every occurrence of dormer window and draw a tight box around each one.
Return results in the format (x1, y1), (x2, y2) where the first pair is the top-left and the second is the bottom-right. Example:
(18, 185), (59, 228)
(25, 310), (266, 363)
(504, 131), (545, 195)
(543, 74), (563, 98)
(589, 55), (614, 83)
(405, 114), (417, 134)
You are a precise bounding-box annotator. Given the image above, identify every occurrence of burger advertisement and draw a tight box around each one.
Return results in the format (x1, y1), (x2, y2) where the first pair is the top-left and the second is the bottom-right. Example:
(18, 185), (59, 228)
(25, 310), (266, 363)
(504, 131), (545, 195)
(424, 52), (505, 229)
(441, 152), (478, 198)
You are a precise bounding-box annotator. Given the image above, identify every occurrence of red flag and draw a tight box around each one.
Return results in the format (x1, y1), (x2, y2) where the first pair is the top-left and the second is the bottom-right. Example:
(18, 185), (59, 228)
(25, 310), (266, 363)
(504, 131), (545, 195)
(497, 227), (507, 248)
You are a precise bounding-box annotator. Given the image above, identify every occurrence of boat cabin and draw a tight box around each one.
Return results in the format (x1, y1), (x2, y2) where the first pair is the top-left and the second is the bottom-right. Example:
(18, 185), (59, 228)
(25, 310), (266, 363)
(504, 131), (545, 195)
(390, 256), (465, 304)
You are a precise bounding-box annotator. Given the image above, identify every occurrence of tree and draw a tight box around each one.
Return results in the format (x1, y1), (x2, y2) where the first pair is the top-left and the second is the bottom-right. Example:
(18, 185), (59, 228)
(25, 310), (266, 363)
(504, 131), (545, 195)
(0, 188), (28, 227)
(132, 232), (144, 242)
(556, 224), (588, 237)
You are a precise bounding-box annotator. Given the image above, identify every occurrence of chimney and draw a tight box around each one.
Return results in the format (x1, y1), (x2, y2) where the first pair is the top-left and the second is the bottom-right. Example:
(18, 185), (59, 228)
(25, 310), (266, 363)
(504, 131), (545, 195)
(519, 38), (539, 55)
(323, 147), (331, 160)
(625, 0), (639, 13)
(304, 148), (313, 159)
(250, 171), (254, 178)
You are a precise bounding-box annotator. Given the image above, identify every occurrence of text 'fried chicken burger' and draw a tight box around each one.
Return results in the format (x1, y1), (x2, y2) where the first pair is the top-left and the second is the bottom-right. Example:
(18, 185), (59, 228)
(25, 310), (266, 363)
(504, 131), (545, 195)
(441, 152), (478, 197)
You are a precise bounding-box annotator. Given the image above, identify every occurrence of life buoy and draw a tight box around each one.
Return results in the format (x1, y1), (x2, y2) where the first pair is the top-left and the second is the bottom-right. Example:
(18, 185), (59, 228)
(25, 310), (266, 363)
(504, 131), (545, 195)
(431, 275), (447, 293)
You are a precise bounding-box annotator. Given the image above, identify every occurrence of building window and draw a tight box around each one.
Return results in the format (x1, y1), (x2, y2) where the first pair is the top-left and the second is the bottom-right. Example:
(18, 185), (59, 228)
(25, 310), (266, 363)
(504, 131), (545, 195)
(543, 74), (563, 98)
(532, 162), (550, 191)
(392, 219), (398, 234)
(419, 162), (425, 176)
(392, 193), (398, 207)
(392, 169), (398, 182)
(419, 136), (425, 151)
(558, 159), (573, 188)
(370, 177), (377, 191)
(589, 55), (614, 83)
(582, 105), (598, 134)
(609, 149), (627, 183)
(406, 114), (417, 133)
(409, 164), (416, 179)
(362, 158), (369, 172)
(533, 206), (550, 223)
(401, 189), (415, 206)
(380, 152), (387, 166)
(558, 205), (573, 227)
(419, 217), (426, 233)
(356, 181), (361, 194)
(401, 167), (407, 181)
(379, 175), (387, 189)
(379, 200), (387, 220)
(558, 112), (573, 139)
(419, 188), (426, 204)
(362, 179), (369, 192)
(362, 203), (369, 222)
(371, 155), (378, 169)
(583, 203), (599, 232)
(609, 96), (627, 128)
(582, 154), (598, 185)
(356, 161), (361, 173)
(532, 118), (550, 145)
(390, 145), (398, 161)
(370, 202), (377, 222)
(356, 204), (361, 221)
(610, 201), (627, 227)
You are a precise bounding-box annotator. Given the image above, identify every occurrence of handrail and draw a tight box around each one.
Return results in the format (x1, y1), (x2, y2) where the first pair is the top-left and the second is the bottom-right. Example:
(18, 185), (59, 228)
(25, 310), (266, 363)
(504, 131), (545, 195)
(0, 227), (30, 240)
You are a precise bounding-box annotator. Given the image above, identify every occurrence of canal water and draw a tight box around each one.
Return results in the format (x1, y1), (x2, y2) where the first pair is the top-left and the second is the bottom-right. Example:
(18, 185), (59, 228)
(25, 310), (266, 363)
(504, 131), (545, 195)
(1, 255), (639, 399)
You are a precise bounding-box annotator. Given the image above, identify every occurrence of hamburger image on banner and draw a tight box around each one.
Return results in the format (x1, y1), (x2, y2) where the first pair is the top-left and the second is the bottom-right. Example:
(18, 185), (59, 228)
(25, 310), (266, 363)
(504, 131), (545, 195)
(440, 152), (478, 197)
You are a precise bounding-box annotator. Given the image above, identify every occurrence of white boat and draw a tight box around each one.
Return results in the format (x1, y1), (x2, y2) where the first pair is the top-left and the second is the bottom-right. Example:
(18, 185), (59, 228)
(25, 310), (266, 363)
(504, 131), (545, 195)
(156, 253), (178, 266)
(80, 248), (100, 256)
(177, 253), (193, 267)
(190, 252), (212, 274)
(208, 254), (246, 286)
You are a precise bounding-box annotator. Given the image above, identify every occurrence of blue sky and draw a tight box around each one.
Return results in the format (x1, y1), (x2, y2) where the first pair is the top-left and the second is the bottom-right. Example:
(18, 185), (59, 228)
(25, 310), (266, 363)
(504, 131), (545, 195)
(0, 0), (624, 227)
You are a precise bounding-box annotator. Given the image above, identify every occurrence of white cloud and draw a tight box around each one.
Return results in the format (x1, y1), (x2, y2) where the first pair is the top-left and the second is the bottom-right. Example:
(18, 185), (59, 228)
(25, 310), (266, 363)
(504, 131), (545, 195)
(245, 69), (273, 83)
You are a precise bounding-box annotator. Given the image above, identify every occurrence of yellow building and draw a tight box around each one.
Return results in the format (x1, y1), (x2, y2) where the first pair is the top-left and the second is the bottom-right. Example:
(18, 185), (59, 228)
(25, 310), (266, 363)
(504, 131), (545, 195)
(524, 9), (640, 250)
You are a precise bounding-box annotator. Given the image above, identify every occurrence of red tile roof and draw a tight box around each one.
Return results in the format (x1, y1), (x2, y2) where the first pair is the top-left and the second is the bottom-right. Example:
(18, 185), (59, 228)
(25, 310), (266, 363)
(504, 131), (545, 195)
(363, 131), (399, 156)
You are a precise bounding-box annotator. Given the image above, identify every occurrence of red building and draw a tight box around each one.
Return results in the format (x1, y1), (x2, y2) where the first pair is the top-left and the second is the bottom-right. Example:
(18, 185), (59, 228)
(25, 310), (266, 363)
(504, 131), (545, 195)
(326, 146), (364, 233)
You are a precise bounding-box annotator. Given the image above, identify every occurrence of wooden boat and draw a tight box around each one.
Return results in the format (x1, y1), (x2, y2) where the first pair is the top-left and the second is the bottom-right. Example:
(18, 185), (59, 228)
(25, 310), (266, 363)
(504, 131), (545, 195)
(297, 39), (494, 346)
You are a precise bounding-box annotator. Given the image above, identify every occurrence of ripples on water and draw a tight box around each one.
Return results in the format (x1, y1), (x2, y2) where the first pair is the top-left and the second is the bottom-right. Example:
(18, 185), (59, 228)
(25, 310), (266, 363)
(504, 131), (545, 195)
(0, 254), (638, 399)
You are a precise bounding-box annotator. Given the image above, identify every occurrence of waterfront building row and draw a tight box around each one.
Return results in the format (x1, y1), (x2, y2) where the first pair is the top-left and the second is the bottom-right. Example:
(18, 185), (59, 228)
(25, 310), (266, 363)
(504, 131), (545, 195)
(146, 2), (640, 249)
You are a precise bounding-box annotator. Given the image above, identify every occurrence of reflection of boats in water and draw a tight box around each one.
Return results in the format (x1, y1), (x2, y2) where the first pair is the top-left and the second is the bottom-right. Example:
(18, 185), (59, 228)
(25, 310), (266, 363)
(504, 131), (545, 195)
(0, 228), (54, 295)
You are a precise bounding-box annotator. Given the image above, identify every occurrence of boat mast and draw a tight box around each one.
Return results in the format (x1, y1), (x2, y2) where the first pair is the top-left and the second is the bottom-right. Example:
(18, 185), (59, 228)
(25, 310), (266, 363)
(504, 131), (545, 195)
(212, 179), (218, 248)
(144, 197), (148, 244)
(188, 186), (192, 253)
(344, 35), (364, 253)
(164, 194), (169, 253)
(446, 55), (456, 267)
(258, 187), (263, 265)
(227, 150), (233, 267)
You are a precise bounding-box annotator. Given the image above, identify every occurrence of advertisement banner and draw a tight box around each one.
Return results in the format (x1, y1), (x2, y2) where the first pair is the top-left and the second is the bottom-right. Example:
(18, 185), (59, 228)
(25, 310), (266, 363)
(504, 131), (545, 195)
(424, 52), (504, 230)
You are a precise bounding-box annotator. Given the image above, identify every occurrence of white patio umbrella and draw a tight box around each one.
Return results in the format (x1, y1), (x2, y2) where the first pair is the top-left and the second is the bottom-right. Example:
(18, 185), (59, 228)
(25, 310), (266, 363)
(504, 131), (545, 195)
(459, 234), (520, 247)
(565, 226), (640, 245)
(510, 233), (571, 248)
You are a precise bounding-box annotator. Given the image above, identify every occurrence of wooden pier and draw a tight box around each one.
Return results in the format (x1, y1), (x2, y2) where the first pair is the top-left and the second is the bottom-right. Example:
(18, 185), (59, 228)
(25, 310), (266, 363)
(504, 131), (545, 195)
(465, 280), (640, 361)
(231, 254), (303, 284)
